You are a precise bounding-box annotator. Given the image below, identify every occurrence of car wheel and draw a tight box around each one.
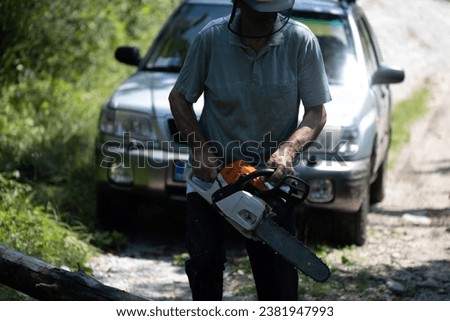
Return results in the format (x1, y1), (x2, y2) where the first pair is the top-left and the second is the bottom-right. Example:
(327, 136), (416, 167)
(332, 187), (369, 246)
(296, 207), (332, 245)
(370, 159), (387, 204)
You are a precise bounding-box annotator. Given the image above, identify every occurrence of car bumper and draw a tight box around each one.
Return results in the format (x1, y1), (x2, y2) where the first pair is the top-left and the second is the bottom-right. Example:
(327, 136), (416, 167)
(96, 145), (189, 200)
(96, 145), (371, 212)
(296, 158), (370, 213)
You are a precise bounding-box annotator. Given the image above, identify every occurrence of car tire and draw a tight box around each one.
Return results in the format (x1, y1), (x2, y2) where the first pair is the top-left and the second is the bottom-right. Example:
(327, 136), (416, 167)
(332, 187), (369, 246)
(296, 207), (332, 245)
(370, 159), (387, 204)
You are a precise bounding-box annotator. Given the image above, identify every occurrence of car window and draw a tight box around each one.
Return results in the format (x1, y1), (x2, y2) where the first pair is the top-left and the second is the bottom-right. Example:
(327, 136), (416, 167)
(143, 4), (356, 85)
(143, 4), (230, 72)
(293, 13), (356, 85)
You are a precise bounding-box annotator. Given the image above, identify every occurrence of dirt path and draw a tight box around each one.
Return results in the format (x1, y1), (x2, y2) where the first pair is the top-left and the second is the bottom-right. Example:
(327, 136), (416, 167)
(360, 0), (450, 210)
(88, 0), (450, 301)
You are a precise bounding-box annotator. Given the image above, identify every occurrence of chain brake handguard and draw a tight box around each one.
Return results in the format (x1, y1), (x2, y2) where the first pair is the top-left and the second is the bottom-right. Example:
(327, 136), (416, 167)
(212, 169), (309, 205)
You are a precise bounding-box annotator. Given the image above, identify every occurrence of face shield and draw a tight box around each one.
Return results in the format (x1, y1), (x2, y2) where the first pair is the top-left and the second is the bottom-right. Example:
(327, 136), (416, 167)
(228, 0), (294, 38)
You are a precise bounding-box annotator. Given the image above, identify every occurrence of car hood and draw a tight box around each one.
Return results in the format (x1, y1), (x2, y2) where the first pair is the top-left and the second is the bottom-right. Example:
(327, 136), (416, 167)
(108, 71), (180, 116)
(321, 84), (365, 128)
(109, 71), (364, 128)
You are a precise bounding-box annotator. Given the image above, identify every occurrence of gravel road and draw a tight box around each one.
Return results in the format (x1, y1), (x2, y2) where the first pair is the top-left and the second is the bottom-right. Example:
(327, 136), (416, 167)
(88, 0), (450, 301)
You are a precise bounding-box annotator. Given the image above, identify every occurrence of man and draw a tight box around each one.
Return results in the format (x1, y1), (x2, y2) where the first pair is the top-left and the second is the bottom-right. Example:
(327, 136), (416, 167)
(169, 0), (330, 300)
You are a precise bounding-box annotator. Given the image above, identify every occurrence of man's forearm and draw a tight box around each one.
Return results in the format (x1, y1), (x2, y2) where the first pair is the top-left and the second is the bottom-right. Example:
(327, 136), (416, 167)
(169, 88), (219, 181)
(281, 105), (327, 156)
(169, 88), (209, 151)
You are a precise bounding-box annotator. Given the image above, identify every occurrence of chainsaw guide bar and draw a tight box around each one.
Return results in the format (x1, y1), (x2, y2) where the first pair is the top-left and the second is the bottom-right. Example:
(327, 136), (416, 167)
(255, 218), (330, 282)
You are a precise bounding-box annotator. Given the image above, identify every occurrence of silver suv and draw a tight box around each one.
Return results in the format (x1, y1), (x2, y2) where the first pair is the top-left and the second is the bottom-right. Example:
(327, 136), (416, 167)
(95, 0), (404, 245)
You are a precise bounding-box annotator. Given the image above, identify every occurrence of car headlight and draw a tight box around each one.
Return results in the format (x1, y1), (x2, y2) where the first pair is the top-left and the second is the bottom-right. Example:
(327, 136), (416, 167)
(100, 108), (158, 141)
(307, 179), (334, 203)
(338, 126), (359, 155)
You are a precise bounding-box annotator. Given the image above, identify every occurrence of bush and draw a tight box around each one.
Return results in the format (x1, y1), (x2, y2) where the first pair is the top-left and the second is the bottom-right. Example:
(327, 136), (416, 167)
(0, 173), (97, 267)
(0, 0), (180, 283)
(0, 0), (179, 218)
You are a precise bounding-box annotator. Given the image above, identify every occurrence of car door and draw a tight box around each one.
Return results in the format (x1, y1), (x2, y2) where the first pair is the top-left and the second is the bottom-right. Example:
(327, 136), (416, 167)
(356, 15), (391, 172)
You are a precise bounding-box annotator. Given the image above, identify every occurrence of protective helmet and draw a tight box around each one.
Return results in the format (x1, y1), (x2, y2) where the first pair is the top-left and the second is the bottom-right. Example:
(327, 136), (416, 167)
(241, 0), (294, 13)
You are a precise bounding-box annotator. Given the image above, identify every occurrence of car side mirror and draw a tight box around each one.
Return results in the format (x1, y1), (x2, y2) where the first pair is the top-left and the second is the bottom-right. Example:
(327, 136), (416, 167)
(115, 46), (141, 66)
(372, 64), (405, 85)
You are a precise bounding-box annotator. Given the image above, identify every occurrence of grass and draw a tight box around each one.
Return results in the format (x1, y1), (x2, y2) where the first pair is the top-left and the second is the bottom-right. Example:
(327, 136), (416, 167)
(224, 243), (398, 300)
(0, 172), (99, 300)
(389, 86), (430, 168)
(226, 246), (352, 300)
(0, 173), (98, 267)
(0, 285), (31, 301)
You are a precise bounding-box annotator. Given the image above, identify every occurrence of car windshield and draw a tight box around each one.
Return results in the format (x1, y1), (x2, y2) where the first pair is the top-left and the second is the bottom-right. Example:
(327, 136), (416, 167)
(293, 13), (356, 85)
(143, 4), (230, 72)
(143, 4), (355, 84)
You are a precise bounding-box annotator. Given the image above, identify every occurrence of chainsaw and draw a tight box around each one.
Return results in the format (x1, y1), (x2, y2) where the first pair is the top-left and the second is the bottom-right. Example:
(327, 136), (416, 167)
(186, 160), (330, 283)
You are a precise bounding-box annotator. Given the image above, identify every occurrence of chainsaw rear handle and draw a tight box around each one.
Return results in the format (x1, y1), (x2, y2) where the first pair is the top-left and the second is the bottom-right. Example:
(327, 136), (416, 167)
(185, 168), (223, 204)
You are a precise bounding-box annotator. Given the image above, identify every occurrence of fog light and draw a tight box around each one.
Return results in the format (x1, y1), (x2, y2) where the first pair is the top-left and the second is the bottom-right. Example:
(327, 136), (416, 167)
(108, 162), (133, 185)
(307, 179), (334, 203)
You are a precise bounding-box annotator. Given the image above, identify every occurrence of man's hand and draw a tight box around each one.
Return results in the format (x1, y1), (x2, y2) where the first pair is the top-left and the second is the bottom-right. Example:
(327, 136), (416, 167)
(191, 146), (220, 182)
(266, 105), (327, 183)
(266, 143), (296, 183)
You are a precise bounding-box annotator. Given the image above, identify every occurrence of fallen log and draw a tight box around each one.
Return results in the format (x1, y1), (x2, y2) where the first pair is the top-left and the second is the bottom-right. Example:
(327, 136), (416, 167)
(0, 244), (147, 300)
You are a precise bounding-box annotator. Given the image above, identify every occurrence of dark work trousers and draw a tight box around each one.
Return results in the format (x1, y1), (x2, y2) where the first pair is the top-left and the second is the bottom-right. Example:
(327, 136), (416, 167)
(185, 192), (299, 301)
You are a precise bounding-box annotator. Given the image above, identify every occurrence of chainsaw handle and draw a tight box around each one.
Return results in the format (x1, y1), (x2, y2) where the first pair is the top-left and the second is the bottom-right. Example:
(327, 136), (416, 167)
(185, 168), (223, 204)
(212, 169), (309, 204)
(211, 169), (273, 203)
(279, 174), (310, 203)
(255, 173), (310, 204)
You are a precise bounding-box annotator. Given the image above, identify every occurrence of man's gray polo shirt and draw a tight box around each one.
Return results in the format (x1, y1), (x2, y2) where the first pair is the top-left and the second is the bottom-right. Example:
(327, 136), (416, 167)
(175, 14), (331, 166)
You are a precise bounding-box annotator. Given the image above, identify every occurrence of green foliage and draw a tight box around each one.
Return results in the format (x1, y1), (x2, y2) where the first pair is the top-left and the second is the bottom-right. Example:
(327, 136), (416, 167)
(0, 0), (179, 186)
(0, 77), (95, 177)
(227, 255), (257, 298)
(0, 75), (101, 223)
(0, 0), (179, 218)
(0, 0), (180, 299)
(0, 285), (30, 300)
(389, 86), (430, 167)
(225, 249), (391, 300)
(0, 0), (180, 84)
(0, 173), (97, 268)
(92, 230), (128, 251)
(173, 252), (190, 267)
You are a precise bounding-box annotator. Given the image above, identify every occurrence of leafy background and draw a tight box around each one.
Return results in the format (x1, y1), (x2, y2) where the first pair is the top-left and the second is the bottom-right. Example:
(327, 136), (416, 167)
(0, 0), (180, 292)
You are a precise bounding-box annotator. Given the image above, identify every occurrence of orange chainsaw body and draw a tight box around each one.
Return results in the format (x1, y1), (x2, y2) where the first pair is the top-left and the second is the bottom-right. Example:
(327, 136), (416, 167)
(220, 160), (267, 191)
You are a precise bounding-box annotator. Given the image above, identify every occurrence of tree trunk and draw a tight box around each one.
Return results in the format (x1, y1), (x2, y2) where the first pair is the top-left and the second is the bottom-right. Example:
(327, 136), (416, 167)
(0, 244), (147, 301)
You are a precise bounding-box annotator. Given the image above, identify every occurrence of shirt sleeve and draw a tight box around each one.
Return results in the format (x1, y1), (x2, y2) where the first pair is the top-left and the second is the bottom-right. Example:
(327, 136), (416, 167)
(174, 31), (209, 104)
(297, 32), (332, 107)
